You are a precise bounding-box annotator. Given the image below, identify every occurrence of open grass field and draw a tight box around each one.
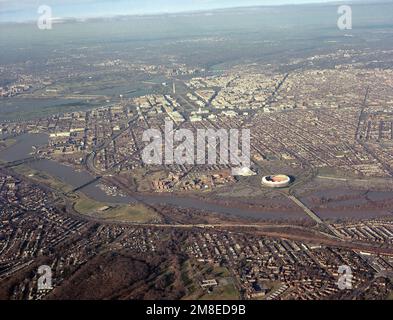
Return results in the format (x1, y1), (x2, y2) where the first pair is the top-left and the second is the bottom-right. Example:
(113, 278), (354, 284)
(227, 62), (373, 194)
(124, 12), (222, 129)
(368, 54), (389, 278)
(199, 281), (239, 300)
(74, 194), (160, 223)
(12, 165), (74, 193)
(182, 262), (240, 300)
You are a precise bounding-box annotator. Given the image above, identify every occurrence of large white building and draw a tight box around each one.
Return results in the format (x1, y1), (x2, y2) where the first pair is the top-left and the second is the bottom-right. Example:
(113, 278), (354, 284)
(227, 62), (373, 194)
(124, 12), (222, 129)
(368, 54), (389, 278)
(262, 175), (291, 188)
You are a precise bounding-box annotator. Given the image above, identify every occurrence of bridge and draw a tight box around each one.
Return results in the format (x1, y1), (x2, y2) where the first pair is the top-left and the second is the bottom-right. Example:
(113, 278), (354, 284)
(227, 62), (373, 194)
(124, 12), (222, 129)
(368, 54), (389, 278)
(287, 195), (343, 239)
(69, 176), (102, 194)
(0, 157), (41, 169)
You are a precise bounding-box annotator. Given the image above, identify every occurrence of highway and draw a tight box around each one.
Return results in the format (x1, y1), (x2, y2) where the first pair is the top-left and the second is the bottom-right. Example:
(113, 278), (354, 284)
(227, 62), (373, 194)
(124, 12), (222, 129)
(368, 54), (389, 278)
(85, 114), (140, 176)
(354, 87), (393, 177)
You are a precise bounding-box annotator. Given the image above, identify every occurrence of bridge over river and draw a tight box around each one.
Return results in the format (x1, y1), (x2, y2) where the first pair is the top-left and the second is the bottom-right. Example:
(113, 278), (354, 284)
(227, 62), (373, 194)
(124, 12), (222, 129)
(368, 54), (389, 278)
(0, 156), (42, 169)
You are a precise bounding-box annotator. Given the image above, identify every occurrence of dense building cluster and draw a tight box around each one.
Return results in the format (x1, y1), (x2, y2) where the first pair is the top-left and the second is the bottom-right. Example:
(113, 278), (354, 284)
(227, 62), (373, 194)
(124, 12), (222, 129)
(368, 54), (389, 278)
(1, 50), (393, 300)
(185, 229), (393, 300)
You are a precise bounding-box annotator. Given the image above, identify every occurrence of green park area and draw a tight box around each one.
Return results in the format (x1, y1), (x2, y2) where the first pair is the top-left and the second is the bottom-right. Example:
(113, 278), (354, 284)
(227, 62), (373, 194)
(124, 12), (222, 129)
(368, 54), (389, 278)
(181, 261), (240, 300)
(12, 165), (159, 224)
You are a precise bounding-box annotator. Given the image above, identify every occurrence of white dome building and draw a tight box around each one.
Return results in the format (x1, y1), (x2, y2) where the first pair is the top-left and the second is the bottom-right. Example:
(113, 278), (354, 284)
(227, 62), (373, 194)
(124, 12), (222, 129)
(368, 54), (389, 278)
(232, 167), (257, 177)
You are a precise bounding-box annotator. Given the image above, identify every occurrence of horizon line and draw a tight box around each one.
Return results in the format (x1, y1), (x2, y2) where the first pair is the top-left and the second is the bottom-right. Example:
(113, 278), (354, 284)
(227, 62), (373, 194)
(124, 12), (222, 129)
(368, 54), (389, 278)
(0, 0), (387, 25)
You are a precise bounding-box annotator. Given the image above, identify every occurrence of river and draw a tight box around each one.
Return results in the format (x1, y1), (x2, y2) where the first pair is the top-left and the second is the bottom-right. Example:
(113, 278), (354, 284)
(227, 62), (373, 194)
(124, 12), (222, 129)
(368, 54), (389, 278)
(0, 133), (306, 220)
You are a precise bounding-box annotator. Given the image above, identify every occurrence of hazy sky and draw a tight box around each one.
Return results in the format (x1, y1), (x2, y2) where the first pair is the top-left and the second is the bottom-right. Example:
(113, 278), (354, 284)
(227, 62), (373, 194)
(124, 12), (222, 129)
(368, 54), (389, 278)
(0, 0), (362, 22)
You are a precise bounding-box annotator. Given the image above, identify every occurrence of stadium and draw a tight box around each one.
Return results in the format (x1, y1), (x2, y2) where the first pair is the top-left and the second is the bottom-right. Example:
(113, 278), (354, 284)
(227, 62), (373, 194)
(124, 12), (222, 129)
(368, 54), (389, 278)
(261, 175), (291, 188)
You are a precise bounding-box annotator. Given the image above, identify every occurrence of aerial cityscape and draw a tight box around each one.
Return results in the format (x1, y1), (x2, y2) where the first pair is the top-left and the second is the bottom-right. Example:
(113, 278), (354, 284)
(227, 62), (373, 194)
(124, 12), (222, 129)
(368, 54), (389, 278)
(1, 0), (393, 302)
